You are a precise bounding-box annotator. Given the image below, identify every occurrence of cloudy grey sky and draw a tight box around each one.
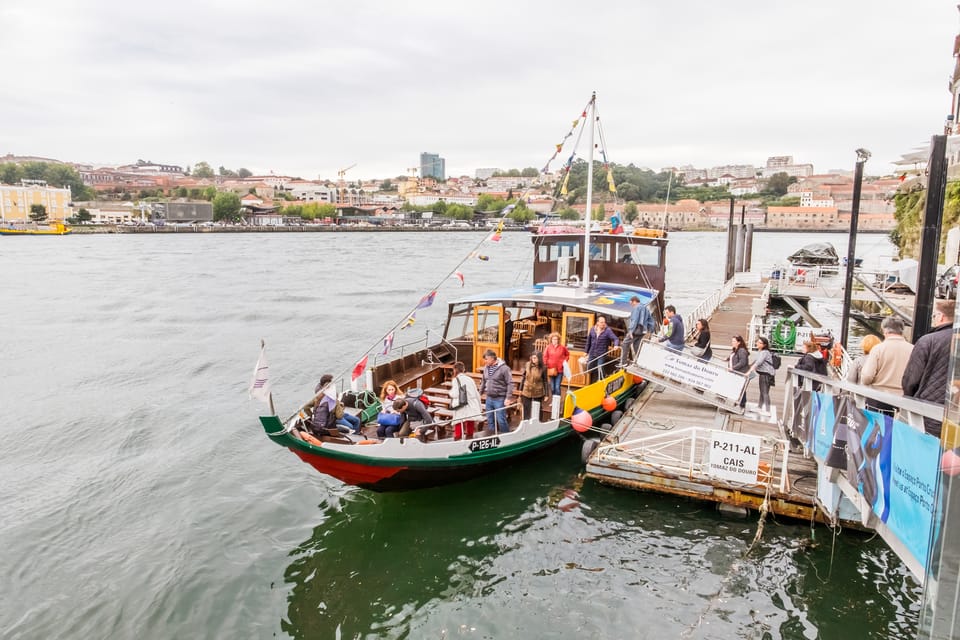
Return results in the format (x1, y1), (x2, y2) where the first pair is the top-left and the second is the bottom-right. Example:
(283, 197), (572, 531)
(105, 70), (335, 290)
(2, 1), (956, 180)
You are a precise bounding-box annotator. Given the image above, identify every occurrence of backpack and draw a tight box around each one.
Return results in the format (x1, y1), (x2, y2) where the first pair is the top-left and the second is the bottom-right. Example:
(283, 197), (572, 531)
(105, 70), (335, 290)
(406, 388), (430, 407)
(771, 353), (782, 370)
(450, 375), (469, 409)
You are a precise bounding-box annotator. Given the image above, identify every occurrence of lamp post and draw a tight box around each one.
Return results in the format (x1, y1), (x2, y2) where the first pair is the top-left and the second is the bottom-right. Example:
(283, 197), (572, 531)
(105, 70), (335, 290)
(840, 148), (870, 351)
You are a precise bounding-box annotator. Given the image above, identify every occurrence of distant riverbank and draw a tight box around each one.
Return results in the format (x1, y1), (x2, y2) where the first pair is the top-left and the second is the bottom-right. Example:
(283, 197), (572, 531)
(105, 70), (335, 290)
(66, 224), (892, 235)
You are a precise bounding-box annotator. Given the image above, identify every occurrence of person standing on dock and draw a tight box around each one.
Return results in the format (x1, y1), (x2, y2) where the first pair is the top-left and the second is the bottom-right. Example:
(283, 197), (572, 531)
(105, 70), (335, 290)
(902, 300), (955, 437)
(747, 337), (776, 415)
(860, 316), (913, 415)
(659, 305), (685, 352)
(620, 296), (655, 366)
(845, 335), (881, 384)
(728, 335), (751, 409)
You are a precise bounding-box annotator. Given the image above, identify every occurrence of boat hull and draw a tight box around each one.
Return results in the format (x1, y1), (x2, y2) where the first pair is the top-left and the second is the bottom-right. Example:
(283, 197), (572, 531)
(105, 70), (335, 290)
(261, 374), (639, 492)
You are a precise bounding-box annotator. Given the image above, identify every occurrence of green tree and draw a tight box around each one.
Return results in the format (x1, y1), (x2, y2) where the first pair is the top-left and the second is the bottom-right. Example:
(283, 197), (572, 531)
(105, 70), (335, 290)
(624, 201), (638, 223)
(202, 186), (217, 201)
(29, 204), (48, 222)
(558, 207), (580, 221)
(76, 207), (92, 223)
(380, 179), (394, 191)
(431, 200), (448, 215)
(508, 201), (535, 223)
(316, 203), (337, 218)
(592, 205), (605, 221)
(520, 167), (539, 177)
(0, 163), (23, 184)
(765, 172), (796, 196)
(193, 162), (215, 179)
(176, 186), (189, 198)
(445, 203), (474, 220)
(212, 191), (241, 221)
(218, 166), (237, 177)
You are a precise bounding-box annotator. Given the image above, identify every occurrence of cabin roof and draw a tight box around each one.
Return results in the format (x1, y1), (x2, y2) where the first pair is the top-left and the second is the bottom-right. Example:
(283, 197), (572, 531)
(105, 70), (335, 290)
(448, 282), (657, 318)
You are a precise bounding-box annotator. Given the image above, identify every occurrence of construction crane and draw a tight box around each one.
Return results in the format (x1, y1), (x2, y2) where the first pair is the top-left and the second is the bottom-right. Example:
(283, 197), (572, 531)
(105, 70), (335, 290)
(336, 164), (357, 205)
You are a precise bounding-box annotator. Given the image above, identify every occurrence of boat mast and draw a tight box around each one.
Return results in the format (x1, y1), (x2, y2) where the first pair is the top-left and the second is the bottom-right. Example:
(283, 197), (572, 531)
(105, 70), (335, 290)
(582, 92), (596, 287)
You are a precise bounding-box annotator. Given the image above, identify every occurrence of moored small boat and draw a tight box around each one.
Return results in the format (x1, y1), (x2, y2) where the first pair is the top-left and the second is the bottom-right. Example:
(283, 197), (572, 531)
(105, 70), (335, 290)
(0, 221), (72, 236)
(257, 94), (669, 491)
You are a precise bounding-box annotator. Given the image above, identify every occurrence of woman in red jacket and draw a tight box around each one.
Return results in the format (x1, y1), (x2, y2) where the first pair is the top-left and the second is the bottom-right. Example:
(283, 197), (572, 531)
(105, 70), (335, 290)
(542, 332), (570, 397)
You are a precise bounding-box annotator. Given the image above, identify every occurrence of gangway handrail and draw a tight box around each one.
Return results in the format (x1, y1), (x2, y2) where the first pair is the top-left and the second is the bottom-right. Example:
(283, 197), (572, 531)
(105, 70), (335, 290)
(595, 425), (791, 494)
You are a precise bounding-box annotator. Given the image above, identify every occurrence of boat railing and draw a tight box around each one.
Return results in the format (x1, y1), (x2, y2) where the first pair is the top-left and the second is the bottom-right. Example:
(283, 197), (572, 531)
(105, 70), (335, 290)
(594, 426), (791, 494)
(371, 334), (430, 368)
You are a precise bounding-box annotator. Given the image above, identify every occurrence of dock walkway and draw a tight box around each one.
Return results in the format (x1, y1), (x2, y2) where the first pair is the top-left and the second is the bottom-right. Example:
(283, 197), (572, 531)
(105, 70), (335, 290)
(586, 279), (826, 523)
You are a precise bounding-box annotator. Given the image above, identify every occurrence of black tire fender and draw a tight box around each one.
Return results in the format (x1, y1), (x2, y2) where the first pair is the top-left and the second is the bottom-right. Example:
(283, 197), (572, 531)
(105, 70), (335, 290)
(581, 438), (600, 464)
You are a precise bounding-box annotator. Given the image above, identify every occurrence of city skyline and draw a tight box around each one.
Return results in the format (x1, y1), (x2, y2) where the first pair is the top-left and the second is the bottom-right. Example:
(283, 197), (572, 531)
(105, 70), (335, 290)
(1, 1), (955, 181)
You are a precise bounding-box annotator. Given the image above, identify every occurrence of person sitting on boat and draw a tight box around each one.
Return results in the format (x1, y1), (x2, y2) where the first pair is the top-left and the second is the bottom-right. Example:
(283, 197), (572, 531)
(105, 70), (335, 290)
(305, 383), (338, 437)
(394, 396), (435, 441)
(543, 332), (570, 397)
(585, 316), (619, 382)
(658, 305), (684, 352)
(620, 296), (655, 367)
(688, 319), (713, 362)
(379, 379), (404, 413)
(480, 349), (514, 434)
(519, 352), (549, 420)
(449, 361), (483, 440)
(316, 374), (362, 434)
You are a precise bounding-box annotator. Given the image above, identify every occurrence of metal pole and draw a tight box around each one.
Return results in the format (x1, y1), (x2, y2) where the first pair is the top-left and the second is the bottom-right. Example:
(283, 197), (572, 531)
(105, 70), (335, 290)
(743, 224), (754, 272)
(914, 135), (948, 341)
(725, 197), (736, 281)
(840, 149), (870, 350)
(582, 92), (596, 288)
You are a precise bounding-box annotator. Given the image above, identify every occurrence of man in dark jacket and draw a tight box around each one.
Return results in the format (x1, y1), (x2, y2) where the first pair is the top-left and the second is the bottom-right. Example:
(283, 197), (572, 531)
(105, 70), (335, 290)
(394, 396), (434, 439)
(902, 300), (955, 437)
(480, 348), (514, 433)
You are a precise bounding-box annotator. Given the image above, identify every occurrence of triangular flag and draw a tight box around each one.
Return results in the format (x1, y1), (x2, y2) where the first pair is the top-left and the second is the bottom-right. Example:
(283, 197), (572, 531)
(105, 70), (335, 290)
(382, 331), (394, 355)
(352, 354), (368, 381)
(248, 344), (271, 403)
(415, 290), (437, 310)
(401, 312), (417, 329)
(454, 271), (464, 286)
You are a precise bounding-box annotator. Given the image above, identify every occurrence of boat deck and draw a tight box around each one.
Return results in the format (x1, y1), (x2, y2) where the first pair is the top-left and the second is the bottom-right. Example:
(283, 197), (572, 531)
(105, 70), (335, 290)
(586, 279), (828, 523)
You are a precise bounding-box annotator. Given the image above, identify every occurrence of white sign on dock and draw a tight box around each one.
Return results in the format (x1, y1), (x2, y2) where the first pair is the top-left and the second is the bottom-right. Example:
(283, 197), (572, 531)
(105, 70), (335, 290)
(633, 343), (745, 401)
(707, 431), (761, 484)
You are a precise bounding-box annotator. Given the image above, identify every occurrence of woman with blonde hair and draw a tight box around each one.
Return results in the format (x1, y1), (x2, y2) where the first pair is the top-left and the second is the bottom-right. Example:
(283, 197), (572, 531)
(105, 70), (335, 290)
(845, 334), (882, 384)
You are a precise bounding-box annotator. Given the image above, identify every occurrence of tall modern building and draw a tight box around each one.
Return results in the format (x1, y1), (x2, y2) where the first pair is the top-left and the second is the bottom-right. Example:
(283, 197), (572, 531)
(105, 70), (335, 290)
(420, 152), (446, 180)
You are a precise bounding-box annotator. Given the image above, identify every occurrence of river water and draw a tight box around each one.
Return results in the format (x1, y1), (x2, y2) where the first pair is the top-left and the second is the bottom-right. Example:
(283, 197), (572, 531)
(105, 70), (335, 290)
(0, 230), (919, 639)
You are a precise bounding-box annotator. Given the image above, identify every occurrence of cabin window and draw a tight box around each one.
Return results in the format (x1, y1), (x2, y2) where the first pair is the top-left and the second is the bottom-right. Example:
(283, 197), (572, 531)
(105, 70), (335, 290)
(620, 244), (660, 266)
(588, 243), (611, 261)
(538, 241), (579, 262)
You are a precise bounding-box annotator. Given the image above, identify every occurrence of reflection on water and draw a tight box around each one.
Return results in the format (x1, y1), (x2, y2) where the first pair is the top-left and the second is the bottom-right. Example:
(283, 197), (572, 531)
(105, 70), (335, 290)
(280, 441), (920, 639)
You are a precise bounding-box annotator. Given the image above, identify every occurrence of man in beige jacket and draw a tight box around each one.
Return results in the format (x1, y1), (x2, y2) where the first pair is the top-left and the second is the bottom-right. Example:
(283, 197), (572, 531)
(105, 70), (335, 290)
(861, 316), (914, 414)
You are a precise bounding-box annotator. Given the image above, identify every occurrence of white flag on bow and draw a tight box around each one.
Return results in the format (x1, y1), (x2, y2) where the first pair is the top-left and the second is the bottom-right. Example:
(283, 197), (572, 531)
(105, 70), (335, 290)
(248, 343), (272, 403)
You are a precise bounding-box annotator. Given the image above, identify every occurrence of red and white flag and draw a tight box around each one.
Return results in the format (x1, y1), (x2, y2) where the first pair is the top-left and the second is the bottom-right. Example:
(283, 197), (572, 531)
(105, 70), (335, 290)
(453, 271), (464, 287)
(382, 331), (394, 355)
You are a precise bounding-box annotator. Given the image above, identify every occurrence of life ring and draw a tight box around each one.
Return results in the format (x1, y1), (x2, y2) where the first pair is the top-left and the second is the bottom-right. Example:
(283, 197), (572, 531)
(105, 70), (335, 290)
(771, 318), (797, 350)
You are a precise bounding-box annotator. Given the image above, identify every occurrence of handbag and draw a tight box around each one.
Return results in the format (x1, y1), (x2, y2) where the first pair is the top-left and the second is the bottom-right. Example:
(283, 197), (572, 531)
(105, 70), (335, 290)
(334, 401), (345, 419)
(547, 367), (558, 377)
(377, 412), (403, 427)
(450, 376), (469, 409)
(689, 345), (705, 357)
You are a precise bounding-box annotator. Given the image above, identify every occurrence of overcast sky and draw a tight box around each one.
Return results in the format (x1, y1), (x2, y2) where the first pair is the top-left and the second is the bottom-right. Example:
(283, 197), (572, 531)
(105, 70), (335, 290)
(2, 1), (956, 180)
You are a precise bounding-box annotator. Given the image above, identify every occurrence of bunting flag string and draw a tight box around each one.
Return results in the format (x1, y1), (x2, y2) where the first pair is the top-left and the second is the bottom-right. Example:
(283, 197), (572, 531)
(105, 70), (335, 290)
(415, 290), (437, 310)
(453, 271), (464, 286)
(401, 312), (416, 329)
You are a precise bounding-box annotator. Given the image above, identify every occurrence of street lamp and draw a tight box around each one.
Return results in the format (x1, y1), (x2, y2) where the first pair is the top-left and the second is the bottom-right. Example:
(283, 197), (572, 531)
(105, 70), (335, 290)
(840, 148), (871, 350)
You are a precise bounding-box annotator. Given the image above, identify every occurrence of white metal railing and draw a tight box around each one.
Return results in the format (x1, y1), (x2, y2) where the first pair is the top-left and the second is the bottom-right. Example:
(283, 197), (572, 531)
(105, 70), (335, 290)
(682, 278), (737, 341)
(594, 426), (790, 493)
